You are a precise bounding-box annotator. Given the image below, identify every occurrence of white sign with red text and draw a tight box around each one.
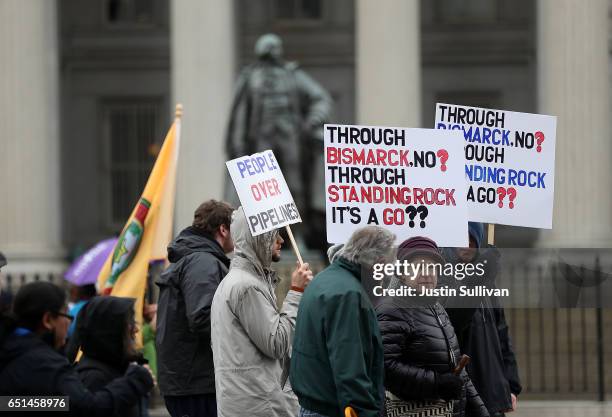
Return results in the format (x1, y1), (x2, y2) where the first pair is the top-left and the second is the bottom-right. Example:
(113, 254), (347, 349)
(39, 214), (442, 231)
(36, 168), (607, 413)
(226, 150), (301, 236)
(325, 124), (468, 246)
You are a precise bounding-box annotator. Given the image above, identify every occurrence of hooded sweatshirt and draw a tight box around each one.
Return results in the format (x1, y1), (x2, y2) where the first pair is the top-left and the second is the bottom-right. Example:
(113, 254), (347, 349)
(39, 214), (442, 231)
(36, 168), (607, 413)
(211, 208), (302, 417)
(74, 296), (147, 417)
(155, 226), (231, 396)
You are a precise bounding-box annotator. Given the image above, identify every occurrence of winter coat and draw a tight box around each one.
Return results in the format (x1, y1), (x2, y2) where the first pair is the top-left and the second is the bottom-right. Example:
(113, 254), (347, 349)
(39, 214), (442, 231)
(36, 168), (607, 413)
(155, 226), (231, 396)
(457, 298), (522, 415)
(442, 237), (522, 415)
(0, 327), (153, 417)
(290, 257), (384, 417)
(211, 208), (302, 417)
(376, 299), (489, 417)
(73, 296), (147, 417)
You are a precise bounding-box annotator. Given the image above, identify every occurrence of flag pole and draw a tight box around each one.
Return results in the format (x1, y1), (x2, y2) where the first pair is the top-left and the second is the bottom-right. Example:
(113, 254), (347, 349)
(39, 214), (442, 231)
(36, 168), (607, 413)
(285, 225), (304, 266)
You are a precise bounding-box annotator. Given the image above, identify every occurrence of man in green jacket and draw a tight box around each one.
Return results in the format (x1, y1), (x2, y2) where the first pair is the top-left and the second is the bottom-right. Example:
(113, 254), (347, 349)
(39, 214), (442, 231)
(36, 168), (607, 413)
(290, 226), (396, 417)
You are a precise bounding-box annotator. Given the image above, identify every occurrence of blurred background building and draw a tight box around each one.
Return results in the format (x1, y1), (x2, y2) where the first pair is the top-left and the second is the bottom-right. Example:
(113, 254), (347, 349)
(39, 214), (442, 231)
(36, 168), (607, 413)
(1, 0), (611, 402)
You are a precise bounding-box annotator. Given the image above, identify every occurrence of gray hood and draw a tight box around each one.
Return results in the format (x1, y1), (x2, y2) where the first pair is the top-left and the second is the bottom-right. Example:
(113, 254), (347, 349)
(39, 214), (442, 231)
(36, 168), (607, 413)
(211, 208), (301, 417)
(231, 207), (280, 278)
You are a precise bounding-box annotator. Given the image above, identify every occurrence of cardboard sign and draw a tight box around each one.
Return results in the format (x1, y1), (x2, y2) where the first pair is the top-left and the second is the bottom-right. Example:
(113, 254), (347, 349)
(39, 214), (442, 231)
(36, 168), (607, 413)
(435, 103), (557, 228)
(226, 150), (301, 236)
(325, 124), (468, 246)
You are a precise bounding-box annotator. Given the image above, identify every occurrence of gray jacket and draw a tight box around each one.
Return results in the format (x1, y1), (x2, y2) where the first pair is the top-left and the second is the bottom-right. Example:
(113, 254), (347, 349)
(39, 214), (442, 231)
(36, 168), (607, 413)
(211, 208), (301, 417)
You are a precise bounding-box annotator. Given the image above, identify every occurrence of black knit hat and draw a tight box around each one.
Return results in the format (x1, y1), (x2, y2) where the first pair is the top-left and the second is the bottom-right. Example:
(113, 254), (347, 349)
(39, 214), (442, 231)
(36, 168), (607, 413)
(398, 236), (445, 264)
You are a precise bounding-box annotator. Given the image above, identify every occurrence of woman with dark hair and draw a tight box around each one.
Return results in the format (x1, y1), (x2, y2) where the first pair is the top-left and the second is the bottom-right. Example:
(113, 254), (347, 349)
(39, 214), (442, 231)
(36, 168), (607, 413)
(376, 237), (489, 417)
(73, 296), (152, 417)
(0, 281), (153, 416)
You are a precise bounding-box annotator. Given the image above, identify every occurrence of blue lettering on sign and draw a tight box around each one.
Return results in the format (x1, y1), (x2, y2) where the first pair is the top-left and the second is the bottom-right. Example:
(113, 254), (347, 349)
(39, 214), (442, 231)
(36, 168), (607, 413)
(465, 164), (546, 188)
(437, 123), (511, 146)
(237, 152), (279, 178)
(507, 170), (546, 188)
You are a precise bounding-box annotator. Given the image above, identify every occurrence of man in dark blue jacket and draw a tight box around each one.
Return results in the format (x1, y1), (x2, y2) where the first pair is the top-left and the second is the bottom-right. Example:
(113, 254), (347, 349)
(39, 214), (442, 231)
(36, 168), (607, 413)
(155, 200), (234, 417)
(443, 222), (522, 417)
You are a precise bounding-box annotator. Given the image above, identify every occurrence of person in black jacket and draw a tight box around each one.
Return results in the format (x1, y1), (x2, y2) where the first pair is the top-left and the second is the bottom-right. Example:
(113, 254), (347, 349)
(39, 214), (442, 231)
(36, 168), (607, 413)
(442, 223), (522, 417)
(0, 281), (153, 417)
(73, 296), (152, 417)
(155, 199), (234, 417)
(376, 237), (489, 417)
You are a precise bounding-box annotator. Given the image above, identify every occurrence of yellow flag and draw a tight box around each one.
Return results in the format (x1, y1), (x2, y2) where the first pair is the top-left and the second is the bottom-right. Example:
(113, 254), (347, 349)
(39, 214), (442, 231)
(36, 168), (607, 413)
(96, 105), (182, 347)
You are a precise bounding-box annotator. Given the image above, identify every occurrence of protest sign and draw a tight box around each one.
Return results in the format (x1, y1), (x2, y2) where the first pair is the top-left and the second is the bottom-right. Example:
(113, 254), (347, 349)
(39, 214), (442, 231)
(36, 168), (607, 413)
(325, 124), (468, 246)
(226, 150), (301, 236)
(435, 103), (557, 228)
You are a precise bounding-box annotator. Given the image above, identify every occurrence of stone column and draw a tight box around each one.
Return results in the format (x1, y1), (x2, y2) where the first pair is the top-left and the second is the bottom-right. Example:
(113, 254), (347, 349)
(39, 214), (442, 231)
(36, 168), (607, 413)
(356, 0), (421, 127)
(0, 0), (64, 273)
(171, 0), (236, 229)
(537, 0), (612, 247)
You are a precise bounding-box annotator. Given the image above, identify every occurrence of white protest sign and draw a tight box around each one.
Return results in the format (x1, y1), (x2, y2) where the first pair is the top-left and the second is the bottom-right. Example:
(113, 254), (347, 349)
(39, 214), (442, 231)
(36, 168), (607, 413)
(226, 150), (301, 236)
(325, 124), (468, 247)
(435, 103), (557, 228)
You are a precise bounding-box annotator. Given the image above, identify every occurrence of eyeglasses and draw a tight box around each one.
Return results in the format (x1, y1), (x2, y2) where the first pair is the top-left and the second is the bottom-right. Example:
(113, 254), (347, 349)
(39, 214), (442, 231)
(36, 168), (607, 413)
(55, 312), (74, 322)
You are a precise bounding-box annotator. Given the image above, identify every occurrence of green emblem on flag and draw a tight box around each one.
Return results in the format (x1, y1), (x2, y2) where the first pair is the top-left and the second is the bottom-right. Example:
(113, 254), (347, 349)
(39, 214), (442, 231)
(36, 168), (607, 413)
(103, 198), (151, 294)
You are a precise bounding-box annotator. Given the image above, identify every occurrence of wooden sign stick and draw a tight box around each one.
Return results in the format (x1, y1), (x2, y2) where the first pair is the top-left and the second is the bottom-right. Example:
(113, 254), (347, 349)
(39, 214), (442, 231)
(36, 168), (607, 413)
(285, 225), (304, 266)
(487, 223), (495, 245)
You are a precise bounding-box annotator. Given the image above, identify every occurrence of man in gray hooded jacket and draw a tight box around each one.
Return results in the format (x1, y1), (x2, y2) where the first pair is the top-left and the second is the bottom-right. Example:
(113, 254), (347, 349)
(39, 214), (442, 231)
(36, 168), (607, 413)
(211, 207), (312, 417)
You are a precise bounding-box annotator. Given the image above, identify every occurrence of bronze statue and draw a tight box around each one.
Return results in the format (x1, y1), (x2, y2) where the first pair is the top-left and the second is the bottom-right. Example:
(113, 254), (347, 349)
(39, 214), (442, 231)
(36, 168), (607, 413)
(226, 33), (332, 250)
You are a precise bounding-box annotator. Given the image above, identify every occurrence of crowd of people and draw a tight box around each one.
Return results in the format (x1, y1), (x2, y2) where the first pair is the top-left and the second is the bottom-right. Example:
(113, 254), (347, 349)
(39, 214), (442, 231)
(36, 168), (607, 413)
(0, 199), (521, 417)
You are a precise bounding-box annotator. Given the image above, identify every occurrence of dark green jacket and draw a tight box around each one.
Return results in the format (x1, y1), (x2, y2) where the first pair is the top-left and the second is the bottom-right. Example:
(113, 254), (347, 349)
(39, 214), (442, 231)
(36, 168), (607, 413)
(290, 257), (384, 417)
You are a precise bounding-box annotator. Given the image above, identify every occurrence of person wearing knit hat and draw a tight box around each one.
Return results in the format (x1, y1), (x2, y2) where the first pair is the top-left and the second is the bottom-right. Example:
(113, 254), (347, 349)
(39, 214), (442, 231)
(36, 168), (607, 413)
(386, 236), (446, 296)
(377, 236), (489, 417)
(398, 236), (445, 264)
(442, 224), (522, 417)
